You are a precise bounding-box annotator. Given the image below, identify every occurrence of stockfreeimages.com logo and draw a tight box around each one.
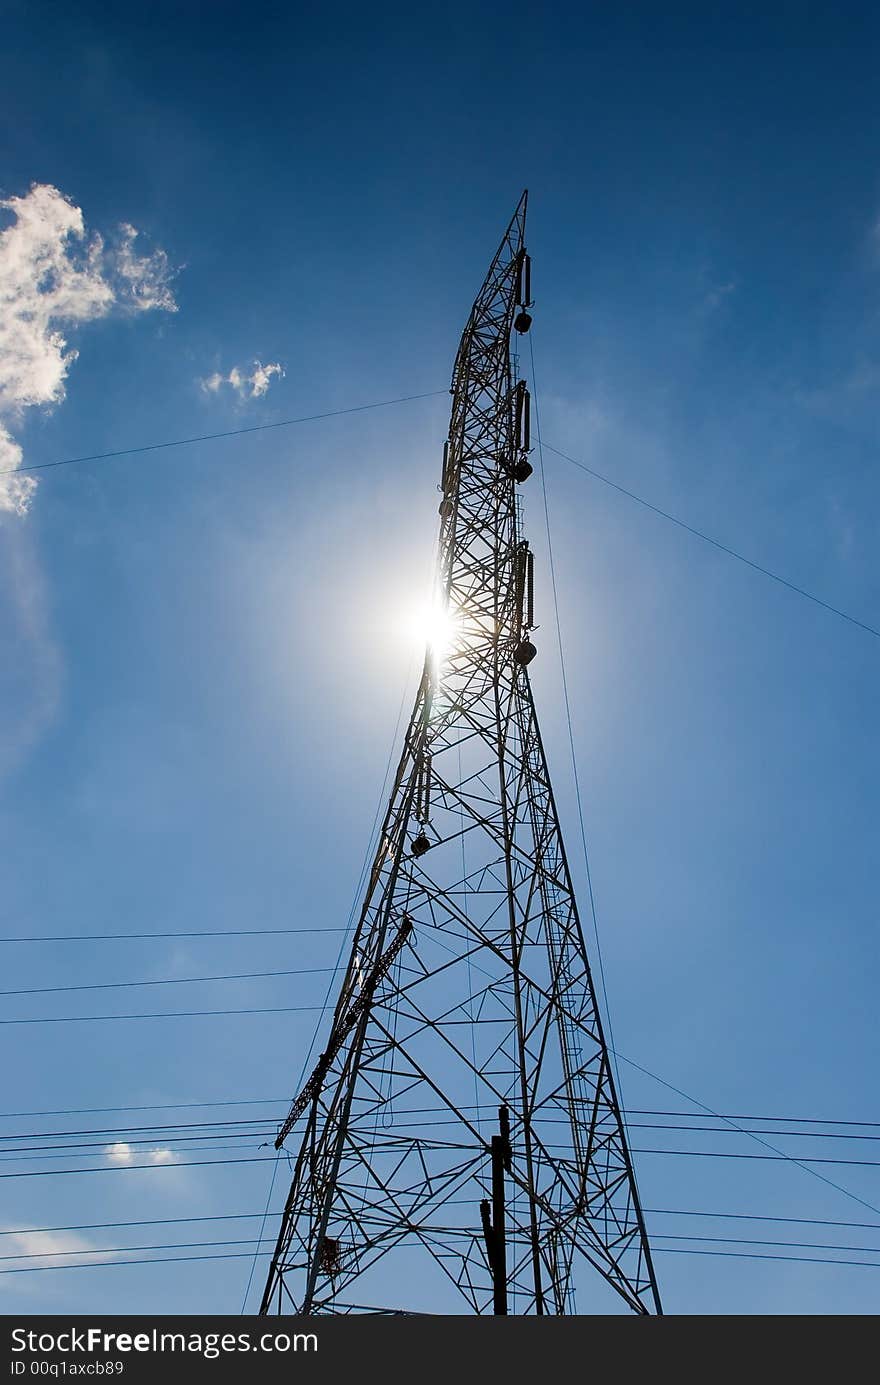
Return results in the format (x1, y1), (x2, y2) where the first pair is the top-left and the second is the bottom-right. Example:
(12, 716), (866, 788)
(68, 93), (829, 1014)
(11, 1328), (317, 1362)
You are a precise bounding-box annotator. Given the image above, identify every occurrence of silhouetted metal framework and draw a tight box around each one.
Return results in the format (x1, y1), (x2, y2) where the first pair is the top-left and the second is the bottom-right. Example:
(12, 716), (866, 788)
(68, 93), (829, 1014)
(260, 192), (661, 1317)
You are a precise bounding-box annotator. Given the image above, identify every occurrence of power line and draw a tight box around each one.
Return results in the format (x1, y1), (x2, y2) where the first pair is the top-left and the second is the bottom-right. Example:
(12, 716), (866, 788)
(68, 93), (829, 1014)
(657, 1247), (880, 1270)
(0, 1212), (269, 1236)
(2, 390), (448, 477)
(0, 1005), (323, 1026)
(653, 1232), (880, 1255)
(0, 1117), (274, 1142)
(145, 1105), (877, 1147)
(0, 1236), (278, 1264)
(527, 336), (626, 1117)
(5, 1141), (880, 1181)
(240, 1148), (281, 1314)
(0, 1092), (876, 1128)
(0, 1117), (877, 1157)
(7, 1133), (880, 1166)
(0, 1097), (286, 1120)
(614, 1049), (880, 1220)
(0, 965), (335, 997)
(645, 1207), (880, 1233)
(2, 1242), (879, 1277)
(0, 1250), (276, 1275)
(0, 1155), (273, 1179)
(4, 378), (873, 649)
(6, 1205), (880, 1242)
(0, 1134), (274, 1157)
(2, 1231), (879, 1266)
(543, 439), (880, 642)
(0, 927), (347, 944)
(0, 1141), (275, 1163)
(631, 1147), (880, 1168)
(629, 1122), (880, 1143)
(631, 1109), (880, 1130)
(4, 1116), (879, 1144)
(202, 1107), (880, 1167)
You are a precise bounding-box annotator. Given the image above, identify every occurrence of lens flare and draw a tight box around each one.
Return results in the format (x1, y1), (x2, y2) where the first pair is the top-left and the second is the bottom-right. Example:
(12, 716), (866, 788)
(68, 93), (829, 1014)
(400, 597), (461, 670)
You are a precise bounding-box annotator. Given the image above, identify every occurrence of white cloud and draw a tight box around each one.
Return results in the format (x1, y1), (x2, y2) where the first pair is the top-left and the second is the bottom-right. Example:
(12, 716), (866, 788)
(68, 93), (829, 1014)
(0, 426), (34, 517)
(0, 182), (177, 515)
(105, 1141), (134, 1164)
(249, 361), (283, 397)
(147, 1147), (177, 1164)
(104, 1142), (176, 1166)
(112, 222), (177, 313)
(4, 1228), (114, 1269)
(201, 359), (283, 399)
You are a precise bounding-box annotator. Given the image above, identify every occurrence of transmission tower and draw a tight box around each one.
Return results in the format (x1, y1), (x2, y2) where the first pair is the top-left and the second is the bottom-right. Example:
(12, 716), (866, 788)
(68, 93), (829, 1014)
(260, 192), (661, 1317)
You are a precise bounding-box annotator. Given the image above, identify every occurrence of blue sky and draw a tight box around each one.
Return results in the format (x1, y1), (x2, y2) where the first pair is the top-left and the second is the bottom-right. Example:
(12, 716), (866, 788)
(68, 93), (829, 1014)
(1, 1), (878, 1314)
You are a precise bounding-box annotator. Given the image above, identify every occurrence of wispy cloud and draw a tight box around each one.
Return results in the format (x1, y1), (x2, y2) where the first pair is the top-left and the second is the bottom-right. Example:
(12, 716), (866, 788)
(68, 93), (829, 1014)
(0, 182), (177, 515)
(702, 280), (736, 313)
(3, 1228), (113, 1270)
(113, 222), (177, 313)
(0, 527), (62, 779)
(105, 1142), (177, 1165)
(201, 360), (284, 399)
(147, 1147), (177, 1165)
(797, 358), (880, 411)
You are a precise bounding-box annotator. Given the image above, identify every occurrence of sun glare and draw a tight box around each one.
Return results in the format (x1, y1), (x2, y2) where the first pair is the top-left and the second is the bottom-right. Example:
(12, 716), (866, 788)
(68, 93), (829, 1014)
(403, 598), (460, 668)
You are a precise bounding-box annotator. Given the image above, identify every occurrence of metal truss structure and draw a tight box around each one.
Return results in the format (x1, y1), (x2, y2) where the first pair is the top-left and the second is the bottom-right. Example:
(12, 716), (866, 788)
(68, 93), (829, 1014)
(260, 192), (661, 1317)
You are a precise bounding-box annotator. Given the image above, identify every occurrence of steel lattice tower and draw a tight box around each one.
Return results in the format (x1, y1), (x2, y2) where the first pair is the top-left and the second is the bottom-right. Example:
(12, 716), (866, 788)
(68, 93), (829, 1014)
(260, 192), (661, 1317)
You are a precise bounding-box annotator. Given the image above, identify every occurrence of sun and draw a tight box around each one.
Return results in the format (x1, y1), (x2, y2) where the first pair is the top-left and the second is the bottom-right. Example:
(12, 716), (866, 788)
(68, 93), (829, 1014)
(403, 596), (461, 669)
(422, 603), (457, 658)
